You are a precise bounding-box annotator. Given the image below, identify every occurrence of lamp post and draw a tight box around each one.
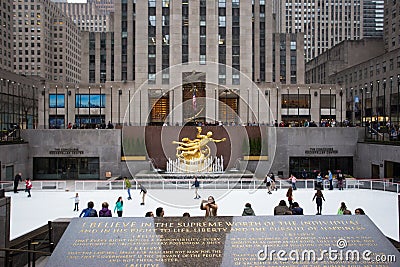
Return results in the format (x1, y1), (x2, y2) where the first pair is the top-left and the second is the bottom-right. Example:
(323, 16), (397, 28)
(397, 75), (400, 126)
(340, 88), (343, 126)
(383, 79), (387, 124)
(215, 88), (218, 123)
(297, 86), (300, 124)
(66, 85), (69, 127)
(128, 88), (131, 125)
(350, 87), (353, 124)
(224, 89), (229, 124)
(287, 88), (289, 125)
(370, 82), (373, 123)
(43, 85), (46, 129)
(118, 88), (121, 125)
(376, 80), (380, 123)
(76, 86), (80, 128)
(110, 85), (113, 124)
(99, 85), (102, 125)
(88, 86), (91, 127)
(360, 87), (363, 126)
(55, 85), (58, 128)
(247, 88), (250, 125)
(389, 77), (393, 125)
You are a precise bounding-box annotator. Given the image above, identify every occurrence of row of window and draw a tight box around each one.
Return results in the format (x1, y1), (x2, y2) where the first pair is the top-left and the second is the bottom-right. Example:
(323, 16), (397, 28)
(49, 94), (106, 108)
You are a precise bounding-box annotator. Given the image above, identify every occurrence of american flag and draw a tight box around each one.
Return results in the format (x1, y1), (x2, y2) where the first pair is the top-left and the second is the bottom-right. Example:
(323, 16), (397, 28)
(192, 89), (197, 111)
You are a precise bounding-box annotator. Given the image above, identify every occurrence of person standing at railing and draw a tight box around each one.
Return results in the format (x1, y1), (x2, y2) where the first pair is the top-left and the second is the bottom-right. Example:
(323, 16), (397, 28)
(328, 170), (333, 190)
(13, 172), (22, 193)
(124, 177), (132, 200)
(316, 172), (323, 190)
(289, 174), (297, 190)
(337, 172), (344, 190)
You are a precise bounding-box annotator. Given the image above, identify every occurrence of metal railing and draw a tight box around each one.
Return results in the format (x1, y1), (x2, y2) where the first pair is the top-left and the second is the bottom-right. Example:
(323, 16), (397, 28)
(31, 181), (67, 191)
(68, 178), (400, 193)
(0, 222), (53, 267)
(0, 182), (13, 191)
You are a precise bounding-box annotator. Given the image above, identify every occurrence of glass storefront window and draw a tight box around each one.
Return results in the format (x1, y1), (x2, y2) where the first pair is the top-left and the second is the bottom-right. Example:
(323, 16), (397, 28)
(289, 156), (353, 179)
(281, 94), (311, 108)
(33, 157), (99, 180)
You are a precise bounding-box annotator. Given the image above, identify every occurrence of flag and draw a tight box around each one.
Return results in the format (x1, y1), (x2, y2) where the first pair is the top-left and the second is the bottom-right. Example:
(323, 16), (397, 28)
(192, 89), (197, 111)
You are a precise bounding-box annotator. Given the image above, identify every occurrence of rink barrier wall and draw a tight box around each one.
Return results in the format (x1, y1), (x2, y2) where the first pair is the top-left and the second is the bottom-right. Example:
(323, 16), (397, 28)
(13, 179), (400, 193)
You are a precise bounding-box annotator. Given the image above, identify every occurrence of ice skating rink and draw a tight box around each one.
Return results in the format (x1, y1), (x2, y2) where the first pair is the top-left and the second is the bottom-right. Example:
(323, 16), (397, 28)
(6, 188), (399, 241)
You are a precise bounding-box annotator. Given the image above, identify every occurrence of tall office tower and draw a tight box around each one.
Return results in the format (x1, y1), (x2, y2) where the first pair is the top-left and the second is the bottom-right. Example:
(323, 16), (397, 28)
(81, 0), (304, 85)
(275, 0), (364, 62)
(88, 0), (114, 15)
(54, 1), (110, 32)
(363, 0), (384, 38)
(0, 0), (14, 71)
(13, 0), (81, 83)
(384, 0), (400, 51)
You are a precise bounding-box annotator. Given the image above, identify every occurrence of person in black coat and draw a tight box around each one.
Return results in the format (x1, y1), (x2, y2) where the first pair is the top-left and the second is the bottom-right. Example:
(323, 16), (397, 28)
(14, 173), (22, 193)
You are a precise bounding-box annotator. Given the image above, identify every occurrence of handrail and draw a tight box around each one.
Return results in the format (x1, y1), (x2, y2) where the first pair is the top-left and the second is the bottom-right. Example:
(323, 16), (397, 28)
(0, 247), (51, 255)
(22, 178), (399, 193)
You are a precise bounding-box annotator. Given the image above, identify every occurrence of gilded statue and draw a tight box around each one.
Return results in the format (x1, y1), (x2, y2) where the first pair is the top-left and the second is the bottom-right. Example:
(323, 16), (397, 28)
(172, 127), (226, 161)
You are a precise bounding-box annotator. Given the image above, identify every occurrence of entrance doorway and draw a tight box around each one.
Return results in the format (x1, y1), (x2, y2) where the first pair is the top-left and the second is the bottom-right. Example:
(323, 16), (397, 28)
(5, 165), (13, 181)
(63, 158), (78, 179)
(371, 164), (380, 178)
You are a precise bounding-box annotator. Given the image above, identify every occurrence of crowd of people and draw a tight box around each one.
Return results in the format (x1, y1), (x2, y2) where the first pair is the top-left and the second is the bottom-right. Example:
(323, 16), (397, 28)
(76, 175), (366, 219)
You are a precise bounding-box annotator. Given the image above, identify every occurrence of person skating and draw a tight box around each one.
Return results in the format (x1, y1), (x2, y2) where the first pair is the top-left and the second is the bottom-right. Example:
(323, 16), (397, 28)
(192, 177), (201, 199)
(312, 189), (325, 215)
(73, 193), (80, 211)
(124, 177), (132, 200)
(114, 196), (124, 217)
(264, 174), (272, 194)
(25, 178), (32, 197)
(139, 184), (147, 205)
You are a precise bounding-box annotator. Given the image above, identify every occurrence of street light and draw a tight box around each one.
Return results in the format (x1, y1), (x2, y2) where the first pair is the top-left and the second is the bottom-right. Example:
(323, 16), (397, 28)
(224, 89), (229, 124)
(66, 85), (69, 127)
(43, 86), (46, 129)
(118, 88), (122, 125)
(340, 88), (343, 126)
(55, 85), (58, 128)
(99, 85), (102, 125)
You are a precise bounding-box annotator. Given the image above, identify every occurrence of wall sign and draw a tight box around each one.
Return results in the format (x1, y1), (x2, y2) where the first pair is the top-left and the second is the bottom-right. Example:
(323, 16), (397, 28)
(49, 148), (84, 155)
(305, 147), (338, 155)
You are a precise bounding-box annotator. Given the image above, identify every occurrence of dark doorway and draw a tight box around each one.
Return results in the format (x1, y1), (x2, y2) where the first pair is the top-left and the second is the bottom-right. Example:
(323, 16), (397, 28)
(371, 164), (380, 178)
(5, 165), (13, 181)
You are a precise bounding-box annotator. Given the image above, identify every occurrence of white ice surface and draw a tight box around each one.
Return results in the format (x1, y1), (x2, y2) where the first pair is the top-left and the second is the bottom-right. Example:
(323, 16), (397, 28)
(5, 188), (399, 241)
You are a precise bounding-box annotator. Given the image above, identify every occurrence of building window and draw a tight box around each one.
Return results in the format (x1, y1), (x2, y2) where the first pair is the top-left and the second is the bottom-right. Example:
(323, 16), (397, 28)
(320, 94), (336, 109)
(75, 94), (106, 108)
(49, 94), (65, 108)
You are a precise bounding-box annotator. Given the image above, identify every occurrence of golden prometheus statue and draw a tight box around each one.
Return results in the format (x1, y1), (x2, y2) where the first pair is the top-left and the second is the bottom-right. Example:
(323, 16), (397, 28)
(172, 127), (226, 162)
